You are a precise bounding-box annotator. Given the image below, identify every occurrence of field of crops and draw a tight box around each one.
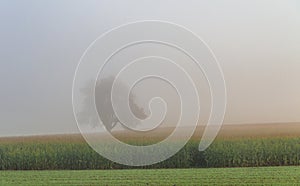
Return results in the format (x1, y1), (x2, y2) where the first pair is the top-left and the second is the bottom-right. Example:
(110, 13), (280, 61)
(1, 166), (300, 185)
(1, 136), (300, 170)
(1, 124), (300, 170)
(1, 124), (300, 185)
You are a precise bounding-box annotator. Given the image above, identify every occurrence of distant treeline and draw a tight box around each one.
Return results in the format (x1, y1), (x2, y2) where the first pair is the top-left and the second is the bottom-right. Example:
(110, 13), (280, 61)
(1, 138), (300, 170)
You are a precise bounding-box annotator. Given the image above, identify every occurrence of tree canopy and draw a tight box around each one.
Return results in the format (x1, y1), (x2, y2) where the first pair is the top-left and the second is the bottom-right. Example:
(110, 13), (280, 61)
(78, 77), (147, 132)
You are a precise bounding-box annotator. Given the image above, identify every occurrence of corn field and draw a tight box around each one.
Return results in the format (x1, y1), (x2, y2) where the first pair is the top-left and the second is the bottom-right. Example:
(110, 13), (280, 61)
(0, 137), (300, 170)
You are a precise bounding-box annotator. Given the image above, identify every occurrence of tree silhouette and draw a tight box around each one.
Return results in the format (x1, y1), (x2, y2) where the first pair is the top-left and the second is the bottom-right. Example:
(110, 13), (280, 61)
(78, 77), (147, 132)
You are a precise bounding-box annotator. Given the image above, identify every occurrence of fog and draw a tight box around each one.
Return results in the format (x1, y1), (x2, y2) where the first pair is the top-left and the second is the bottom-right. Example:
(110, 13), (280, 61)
(0, 0), (299, 136)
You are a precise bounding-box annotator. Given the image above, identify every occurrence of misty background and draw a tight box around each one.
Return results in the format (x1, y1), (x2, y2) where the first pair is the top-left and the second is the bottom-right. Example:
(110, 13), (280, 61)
(0, 0), (299, 136)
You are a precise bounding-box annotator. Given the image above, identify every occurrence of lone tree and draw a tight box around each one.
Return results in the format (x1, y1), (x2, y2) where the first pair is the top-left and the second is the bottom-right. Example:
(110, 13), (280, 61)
(78, 77), (147, 132)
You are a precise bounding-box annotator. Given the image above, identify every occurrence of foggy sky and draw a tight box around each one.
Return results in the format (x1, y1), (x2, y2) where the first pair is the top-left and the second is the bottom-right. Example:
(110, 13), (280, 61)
(0, 0), (299, 136)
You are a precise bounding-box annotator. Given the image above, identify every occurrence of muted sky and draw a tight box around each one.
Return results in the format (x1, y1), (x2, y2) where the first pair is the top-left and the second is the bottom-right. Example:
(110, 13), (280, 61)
(0, 0), (300, 136)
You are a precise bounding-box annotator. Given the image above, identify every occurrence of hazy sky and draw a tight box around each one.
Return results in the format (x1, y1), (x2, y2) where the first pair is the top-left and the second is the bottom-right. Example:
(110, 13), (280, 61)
(0, 0), (299, 136)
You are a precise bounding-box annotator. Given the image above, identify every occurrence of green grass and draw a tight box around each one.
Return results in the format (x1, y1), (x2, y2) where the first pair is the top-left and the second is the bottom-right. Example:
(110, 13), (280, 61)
(1, 166), (300, 185)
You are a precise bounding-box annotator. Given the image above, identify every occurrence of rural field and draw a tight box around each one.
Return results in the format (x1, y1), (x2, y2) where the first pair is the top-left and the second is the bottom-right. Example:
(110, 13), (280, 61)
(1, 166), (300, 185)
(1, 123), (300, 185)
